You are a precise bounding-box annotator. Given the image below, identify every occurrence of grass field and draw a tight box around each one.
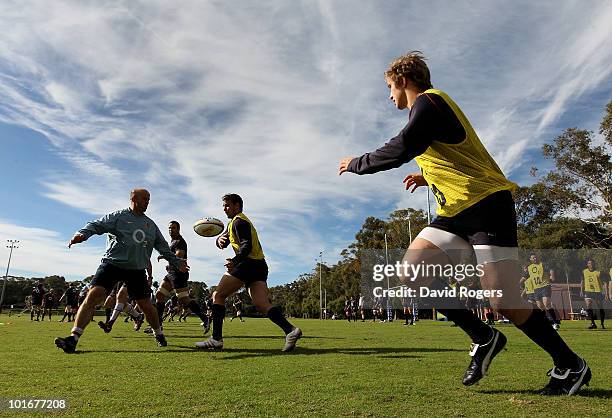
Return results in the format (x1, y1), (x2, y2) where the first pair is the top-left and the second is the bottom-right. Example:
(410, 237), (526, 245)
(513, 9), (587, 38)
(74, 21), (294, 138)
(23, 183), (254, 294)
(1, 314), (611, 417)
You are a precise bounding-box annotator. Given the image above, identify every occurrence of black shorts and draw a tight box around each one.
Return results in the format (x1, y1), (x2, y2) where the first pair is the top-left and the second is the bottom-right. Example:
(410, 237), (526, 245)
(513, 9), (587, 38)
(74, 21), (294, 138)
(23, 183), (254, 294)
(32, 298), (42, 306)
(429, 190), (518, 247)
(91, 263), (150, 300)
(584, 292), (604, 301)
(534, 285), (552, 299)
(164, 271), (189, 290)
(229, 258), (268, 287)
(526, 293), (537, 303)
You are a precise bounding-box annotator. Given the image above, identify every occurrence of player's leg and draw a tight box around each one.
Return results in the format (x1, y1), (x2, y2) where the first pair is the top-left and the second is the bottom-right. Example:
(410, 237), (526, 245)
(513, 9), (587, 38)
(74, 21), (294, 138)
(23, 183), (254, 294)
(541, 291), (559, 328)
(401, 231), (505, 386)
(476, 255), (588, 394)
(584, 297), (596, 328)
(155, 278), (174, 326)
(176, 287), (208, 327)
(55, 285), (107, 353)
(595, 296), (605, 328)
(126, 273), (166, 347)
(248, 280), (302, 352)
(195, 274), (243, 349)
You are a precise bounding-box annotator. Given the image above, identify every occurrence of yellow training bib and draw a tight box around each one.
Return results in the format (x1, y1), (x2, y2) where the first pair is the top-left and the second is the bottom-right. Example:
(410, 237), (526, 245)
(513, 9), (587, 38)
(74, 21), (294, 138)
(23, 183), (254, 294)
(414, 89), (517, 217)
(228, 212), (265, 260)
(528, 263), (550, 289)
(583, 269), (602, 293)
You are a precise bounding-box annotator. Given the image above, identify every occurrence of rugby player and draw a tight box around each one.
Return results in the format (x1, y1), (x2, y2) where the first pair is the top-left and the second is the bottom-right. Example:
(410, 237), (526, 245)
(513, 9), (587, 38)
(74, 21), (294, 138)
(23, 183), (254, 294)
(55, 189), (188, 353)
(41, 289), (55, 321)
(338, 51), (590, 395)
(580, 259), (608, 329)
(155, 221), (209, 333)
(230, 297), (245, 322)
(58, 282), (79, 322)
(519, 265), (537, 306)
(30, 282), (44, 321)
(528, 254), (561, 330)
(195, 194), (302, 351)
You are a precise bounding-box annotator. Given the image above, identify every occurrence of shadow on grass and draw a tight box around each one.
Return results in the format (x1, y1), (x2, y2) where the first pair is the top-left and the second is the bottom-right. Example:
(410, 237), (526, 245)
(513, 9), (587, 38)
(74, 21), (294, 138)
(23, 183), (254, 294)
(478, 388), (612, 398)
(185, 345), (463, 361)
(110, 334), (343, 340)
(70, 345), (462, 360)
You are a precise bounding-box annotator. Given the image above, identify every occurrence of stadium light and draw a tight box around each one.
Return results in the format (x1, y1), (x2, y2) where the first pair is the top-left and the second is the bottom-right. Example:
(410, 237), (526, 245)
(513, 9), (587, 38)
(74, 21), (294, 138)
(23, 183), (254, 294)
(0, 240), (19, 314)
(319, 251), (323, 320)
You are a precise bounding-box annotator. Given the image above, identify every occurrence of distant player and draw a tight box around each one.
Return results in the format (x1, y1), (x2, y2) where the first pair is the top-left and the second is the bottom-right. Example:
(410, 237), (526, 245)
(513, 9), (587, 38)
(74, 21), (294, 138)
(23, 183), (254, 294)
(58, 283), (79, 322)
(519, 265), (537, 306)
(155, 221), (209, 333)
(41, 290), (55, 321)
(55, 189), (188, 353)
(30, 282), (44, 321)
(230, 297), (245, 322)
(528, 254), (560, 329)
(580, 259), (608, 329)
(358, 294), (366, 322)
(195, 194), (301, 351)
(344, 299), (352, 322)
(338, 51), (589, 394)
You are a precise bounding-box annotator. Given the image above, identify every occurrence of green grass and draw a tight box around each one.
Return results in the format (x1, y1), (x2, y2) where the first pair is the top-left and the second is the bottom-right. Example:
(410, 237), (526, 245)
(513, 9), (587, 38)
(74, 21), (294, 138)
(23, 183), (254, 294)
(0, 314), (611, 417)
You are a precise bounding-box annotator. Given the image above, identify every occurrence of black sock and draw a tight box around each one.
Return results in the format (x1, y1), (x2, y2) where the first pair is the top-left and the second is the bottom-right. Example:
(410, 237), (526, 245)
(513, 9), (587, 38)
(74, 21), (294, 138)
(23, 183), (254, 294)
(547, 308), (558, 324)
(266, 306), (294, 334)
(105, 308), (111, 323)
(438, 307), (493, 344)
(212, 304), (225, 341)
(31, 311), (34, 320)
(186, 300), (207, 323)
(599, 308), (605, 325)
(516, 309), (579, 369)
(156, 302), (165, 325)
(587, 308), (595, 324)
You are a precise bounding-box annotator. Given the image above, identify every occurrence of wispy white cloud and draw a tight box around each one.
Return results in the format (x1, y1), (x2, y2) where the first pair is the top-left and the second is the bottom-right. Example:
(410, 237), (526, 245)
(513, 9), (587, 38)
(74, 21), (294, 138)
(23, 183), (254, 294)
(1, 1), (611, 283)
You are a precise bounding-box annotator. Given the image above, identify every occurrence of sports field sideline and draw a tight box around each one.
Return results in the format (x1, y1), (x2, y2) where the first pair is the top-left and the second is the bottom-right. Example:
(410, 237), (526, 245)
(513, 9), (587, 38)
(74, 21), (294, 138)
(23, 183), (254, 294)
(1, 315), (610, 417)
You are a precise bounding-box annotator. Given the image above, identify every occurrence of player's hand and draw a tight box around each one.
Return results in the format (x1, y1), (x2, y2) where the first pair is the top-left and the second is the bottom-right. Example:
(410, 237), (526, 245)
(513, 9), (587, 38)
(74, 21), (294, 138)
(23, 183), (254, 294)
(580, 292), (583, 298)
(338, 156), (355, 175)
(403, 173), (427, 192)
(147, 276), (153, 287)
(216, 235), (228, 249)
(224, 258), (234, 272)
(68, 233), (86, 248)
(177, 260), (189, 273)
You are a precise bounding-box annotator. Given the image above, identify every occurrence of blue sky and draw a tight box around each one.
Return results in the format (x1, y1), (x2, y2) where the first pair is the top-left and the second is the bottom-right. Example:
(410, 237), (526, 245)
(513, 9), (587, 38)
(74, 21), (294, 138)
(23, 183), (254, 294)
(1, 1), (611, 285)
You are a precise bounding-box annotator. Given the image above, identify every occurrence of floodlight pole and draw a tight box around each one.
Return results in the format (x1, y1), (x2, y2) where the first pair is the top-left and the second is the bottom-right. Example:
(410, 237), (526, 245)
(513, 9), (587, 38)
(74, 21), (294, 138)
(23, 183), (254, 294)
(0, 240), (19, 314)
(319, 251), (323, 320)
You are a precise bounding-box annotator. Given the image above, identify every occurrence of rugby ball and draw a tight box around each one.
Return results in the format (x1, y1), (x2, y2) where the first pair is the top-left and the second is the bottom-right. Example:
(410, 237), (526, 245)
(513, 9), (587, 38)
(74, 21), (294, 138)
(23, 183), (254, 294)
(193, 218), (224, 237)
